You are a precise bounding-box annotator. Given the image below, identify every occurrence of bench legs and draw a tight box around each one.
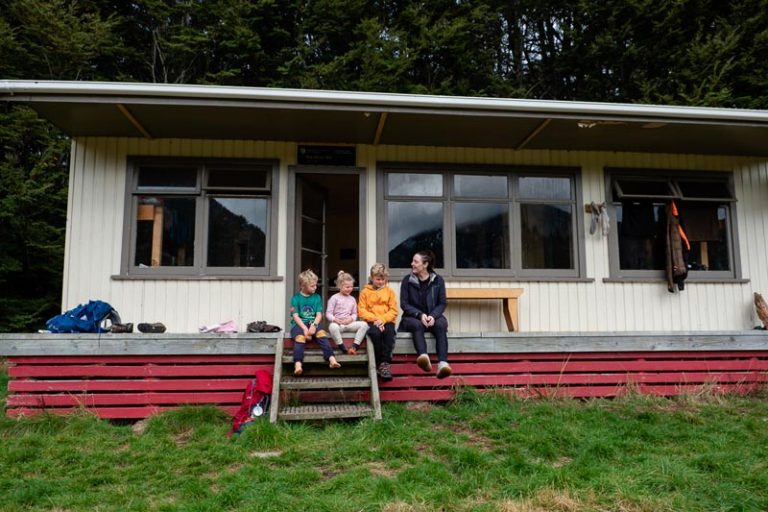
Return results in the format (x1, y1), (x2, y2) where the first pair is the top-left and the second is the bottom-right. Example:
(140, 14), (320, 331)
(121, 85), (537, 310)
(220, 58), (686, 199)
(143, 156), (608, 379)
(502, 298), (518, 332)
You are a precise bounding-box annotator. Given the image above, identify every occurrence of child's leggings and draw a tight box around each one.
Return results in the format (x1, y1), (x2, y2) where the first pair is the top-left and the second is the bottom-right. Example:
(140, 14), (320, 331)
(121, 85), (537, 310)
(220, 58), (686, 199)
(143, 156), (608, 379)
(290, 324), (333, 362)
(328, 321), (369, 346)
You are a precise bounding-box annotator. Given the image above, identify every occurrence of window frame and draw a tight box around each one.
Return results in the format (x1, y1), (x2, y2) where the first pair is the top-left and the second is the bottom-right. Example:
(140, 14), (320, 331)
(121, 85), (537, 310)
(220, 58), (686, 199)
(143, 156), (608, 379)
(121, 156), (280, 279)
(605, 168), (740, 282)
(377, 162), (585, 280)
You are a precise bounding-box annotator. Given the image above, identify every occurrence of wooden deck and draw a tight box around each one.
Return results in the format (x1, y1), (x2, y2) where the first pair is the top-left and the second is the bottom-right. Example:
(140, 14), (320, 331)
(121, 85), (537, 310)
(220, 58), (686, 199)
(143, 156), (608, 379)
(2, 331), (768, 418)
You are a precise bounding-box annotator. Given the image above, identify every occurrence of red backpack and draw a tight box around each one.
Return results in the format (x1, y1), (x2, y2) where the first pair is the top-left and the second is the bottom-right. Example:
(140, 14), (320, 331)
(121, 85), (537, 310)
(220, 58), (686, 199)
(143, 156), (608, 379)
(228, 369), (273, 438)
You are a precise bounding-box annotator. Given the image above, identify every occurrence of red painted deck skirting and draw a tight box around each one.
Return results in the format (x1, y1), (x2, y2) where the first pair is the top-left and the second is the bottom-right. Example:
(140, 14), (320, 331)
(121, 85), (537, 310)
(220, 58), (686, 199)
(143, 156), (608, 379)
(5, 351), (768, 418)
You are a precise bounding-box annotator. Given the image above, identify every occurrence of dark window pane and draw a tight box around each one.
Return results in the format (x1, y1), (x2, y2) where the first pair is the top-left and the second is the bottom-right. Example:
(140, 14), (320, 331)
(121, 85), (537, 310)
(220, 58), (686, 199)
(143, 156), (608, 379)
(207, 198), (267, 267)
(207, 168), (268, 189)
(521, 204), (573, 269)
(454, 175), (508, 198)
(519, 177), (571, 200)
(614, 179), (674, 197)
(138, 166), (197, 188)
(678, 180), (732, 199)
(679, 203), (730, 271)
(455, 203), (509, 269)
(616, 202), (666, 270)
(388, 173), (442, 197)
(387, 202), (443, 268)
(135, 196), (195, 267)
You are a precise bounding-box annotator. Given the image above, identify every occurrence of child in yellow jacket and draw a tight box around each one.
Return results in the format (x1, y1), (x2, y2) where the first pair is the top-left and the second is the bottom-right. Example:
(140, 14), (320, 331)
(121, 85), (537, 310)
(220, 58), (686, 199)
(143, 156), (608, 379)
(358, 263), (398, 381)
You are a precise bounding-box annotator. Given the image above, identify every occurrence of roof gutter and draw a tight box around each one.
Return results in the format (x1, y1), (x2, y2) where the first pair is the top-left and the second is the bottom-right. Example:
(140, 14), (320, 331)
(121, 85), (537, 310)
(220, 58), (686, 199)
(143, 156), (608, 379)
(3, 79), (768, 126)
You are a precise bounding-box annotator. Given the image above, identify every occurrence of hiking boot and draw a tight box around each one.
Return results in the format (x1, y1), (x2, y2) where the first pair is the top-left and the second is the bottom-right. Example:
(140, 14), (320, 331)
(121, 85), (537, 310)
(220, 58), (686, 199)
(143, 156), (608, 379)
(110, 322), (133, 333)
(416, 353), (432, 372)
(247, 321), (266, 333)
(378, 362), (393, 382)
(138, 322), (166, 333)
(436, 361), (452, 379)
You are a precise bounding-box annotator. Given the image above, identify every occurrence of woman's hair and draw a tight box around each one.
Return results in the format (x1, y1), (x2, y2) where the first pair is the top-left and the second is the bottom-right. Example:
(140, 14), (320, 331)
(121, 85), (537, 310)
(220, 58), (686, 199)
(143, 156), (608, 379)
(298, 269), (318, 288)
(369, 262), (388, 279)
(415, 250), (436, 273)
(335, 270), (355, 288)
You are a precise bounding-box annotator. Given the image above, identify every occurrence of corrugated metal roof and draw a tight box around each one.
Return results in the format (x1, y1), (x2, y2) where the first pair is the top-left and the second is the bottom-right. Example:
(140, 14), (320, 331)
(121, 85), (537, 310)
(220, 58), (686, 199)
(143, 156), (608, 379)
(3, 80), (768, 156)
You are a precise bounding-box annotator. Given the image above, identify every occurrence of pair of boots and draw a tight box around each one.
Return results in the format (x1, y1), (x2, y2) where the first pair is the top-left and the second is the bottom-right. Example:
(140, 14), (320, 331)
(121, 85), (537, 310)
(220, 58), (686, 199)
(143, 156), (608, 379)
(110, 322), (166, 333)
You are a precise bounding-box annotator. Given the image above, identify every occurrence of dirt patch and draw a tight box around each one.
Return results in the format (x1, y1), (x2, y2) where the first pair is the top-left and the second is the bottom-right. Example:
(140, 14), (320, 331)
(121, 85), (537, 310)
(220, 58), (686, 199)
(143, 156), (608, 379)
(366, 461), (403, 478)
(434, 423), (496, 452)
(131, 419), (149, 435)
(405, 402), (435, 414)
(320, 466), (343, 480)
(249, 450), (282, 458)
(550, 456), (572, 469)
(174, 428), (193, 446)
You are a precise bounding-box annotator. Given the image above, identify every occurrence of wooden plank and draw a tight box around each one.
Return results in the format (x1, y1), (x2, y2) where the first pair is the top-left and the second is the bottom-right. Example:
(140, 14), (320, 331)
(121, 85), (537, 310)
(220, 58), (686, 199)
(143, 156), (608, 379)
(446, 288), (524, 299)
(0, 333), (281, 356)
(422, 360), (768, 374)
(6, 405), (240, 419)
(280, 376), (371, 389)
(9, 364), (274, 378)
(3, 331), (768, 356)
(7, 391), (242, 407)
(9, 378), (252, 392)
(377, 372), (768, 388)
(7, 355), (274, 364)
(278, 403), (374, 420)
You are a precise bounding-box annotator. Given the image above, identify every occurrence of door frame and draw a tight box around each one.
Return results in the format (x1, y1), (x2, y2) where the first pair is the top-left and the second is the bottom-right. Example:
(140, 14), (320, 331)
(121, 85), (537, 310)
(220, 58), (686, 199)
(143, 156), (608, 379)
(286, 165), (367, 321)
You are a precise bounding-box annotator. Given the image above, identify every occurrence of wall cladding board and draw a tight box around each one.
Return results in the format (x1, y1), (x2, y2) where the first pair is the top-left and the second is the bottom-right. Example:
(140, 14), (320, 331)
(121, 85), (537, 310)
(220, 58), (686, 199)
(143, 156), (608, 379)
(64, 139), (767, 332)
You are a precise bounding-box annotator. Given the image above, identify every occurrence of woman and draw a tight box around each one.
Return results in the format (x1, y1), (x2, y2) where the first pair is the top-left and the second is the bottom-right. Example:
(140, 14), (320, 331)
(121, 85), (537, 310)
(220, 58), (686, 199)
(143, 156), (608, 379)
(398, 250), (452, 379)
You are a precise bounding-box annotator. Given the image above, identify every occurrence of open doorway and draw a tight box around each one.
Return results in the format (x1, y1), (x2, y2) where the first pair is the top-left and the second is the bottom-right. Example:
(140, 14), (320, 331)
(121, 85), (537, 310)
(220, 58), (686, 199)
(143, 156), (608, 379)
(291, 169), (363, 305)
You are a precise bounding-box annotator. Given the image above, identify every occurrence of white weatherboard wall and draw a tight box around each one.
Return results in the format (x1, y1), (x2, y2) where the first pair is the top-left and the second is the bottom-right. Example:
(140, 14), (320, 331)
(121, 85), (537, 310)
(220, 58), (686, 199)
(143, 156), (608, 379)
(64, 138), (768, 333)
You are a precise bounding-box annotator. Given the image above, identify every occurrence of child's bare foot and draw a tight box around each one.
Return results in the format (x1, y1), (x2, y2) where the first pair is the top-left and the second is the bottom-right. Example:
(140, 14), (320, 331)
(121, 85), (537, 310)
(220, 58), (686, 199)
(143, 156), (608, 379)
(294, 362), (303, 376)
(329, 356), (341, 369)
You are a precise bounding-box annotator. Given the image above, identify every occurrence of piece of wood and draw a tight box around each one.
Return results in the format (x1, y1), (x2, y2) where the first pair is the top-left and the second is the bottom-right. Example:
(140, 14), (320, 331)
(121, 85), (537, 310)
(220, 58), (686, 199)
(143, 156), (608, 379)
(151, 205), (163, 267)
(445, 288), (524, 331)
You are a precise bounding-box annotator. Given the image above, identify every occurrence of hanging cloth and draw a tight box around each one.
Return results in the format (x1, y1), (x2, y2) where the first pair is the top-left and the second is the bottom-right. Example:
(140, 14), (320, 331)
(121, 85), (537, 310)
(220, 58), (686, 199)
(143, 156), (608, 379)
(666, 200), (690, 293)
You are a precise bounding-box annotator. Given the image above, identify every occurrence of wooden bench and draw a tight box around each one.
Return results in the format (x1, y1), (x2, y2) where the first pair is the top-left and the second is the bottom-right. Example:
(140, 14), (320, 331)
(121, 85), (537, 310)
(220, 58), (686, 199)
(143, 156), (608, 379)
(446, 288), (524, 332)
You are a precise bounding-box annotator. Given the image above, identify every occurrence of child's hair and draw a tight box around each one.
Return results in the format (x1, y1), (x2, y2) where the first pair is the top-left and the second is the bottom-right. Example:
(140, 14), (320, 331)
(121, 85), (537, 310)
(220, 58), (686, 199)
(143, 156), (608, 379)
(369, 262), (388, 280)
(298, 269), (318, 289)
(335, 270), (355, 287)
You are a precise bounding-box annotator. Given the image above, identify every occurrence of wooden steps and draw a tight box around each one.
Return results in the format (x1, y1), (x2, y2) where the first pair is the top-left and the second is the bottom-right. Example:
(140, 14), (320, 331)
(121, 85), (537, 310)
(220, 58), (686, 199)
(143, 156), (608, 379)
(270, 339), (382, 422)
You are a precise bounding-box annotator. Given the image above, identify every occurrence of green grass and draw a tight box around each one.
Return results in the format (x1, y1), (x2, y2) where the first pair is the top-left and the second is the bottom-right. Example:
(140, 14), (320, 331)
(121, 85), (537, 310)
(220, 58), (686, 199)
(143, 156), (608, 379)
(1, 366), (767, 511)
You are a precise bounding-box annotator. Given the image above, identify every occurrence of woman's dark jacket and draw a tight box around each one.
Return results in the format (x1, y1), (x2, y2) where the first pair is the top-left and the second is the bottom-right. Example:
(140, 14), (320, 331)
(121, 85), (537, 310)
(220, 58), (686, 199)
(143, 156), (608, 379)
(399, 272), (447, 320)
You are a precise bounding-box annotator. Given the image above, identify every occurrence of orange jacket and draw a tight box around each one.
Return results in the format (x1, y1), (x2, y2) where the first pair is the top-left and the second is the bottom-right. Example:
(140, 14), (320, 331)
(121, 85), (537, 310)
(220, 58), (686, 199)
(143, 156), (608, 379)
(358, 283), (398, 324)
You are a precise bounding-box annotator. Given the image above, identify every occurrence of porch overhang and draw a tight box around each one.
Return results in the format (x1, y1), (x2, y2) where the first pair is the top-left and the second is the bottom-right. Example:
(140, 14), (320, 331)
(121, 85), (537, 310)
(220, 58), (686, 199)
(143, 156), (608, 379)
(3, 80), (768, 156)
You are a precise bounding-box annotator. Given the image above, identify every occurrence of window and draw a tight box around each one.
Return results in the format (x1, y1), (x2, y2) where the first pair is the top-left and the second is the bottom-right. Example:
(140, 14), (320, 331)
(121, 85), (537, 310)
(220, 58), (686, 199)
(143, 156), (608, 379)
(607, 169), (738, 280)
(124, 158), (278, 277)
(379, 164), (583, 278)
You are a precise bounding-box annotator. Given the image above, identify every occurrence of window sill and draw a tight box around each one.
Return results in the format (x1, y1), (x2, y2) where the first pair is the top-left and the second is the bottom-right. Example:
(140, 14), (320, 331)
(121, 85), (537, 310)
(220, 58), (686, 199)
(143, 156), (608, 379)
(603, 277), (749, 284)
(388, 271), (593, 283)
(112, 274), (284, 282)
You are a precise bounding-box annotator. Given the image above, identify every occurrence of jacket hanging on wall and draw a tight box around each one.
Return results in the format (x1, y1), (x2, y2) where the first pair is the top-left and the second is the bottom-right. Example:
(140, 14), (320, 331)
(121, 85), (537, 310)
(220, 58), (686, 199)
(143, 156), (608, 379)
(666, 200), (690, 293)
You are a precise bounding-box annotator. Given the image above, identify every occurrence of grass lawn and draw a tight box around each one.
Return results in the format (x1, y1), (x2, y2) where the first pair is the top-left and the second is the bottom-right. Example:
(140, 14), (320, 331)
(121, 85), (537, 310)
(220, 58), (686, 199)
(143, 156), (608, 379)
(1, 362), (767, 511)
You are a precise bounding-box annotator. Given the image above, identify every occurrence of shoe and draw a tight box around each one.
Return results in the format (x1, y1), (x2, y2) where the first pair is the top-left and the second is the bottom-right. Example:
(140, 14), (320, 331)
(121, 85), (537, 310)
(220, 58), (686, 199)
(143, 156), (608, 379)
(110, 323), (133, 333)
(138, 322), (166, 333)
(378, 362), (393, 382)
(348, 343), (360, 356)
(247, 321), (266, 332)
(416, 354), (432, 372)
(436, 362), (452, 379)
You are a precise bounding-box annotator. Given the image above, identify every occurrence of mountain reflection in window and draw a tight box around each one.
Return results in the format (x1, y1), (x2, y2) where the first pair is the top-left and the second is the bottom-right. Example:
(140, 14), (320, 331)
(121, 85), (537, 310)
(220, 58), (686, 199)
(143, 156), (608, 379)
(207, 198), (267, 267)
(455, 202), (509, 268)
(521, 204), (573, 269)
(387, 202), (444, 268)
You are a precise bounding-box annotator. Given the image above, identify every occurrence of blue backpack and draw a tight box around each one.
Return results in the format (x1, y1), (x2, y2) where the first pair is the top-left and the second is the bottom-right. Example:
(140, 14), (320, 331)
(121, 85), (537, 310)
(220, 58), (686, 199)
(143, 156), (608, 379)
(46, 300), (121, 333)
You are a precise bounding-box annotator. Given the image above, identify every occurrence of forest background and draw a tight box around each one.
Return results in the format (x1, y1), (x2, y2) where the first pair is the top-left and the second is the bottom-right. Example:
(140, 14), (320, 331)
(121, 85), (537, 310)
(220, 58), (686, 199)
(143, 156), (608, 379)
(1, 0), (767, 332)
